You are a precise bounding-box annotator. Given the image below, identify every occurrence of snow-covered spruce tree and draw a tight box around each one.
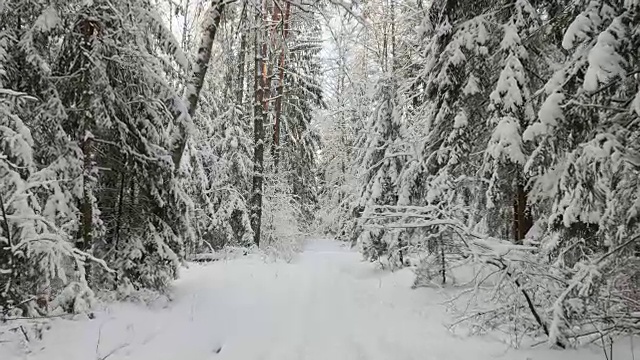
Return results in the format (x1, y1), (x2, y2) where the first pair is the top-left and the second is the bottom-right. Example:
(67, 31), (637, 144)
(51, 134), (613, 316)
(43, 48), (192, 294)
(415, 0), (640, 347)
(401, 0), (555, 344)
(185, 2), (254, 252)
(521, 0), (640, 345)
(0, 0), (117, 314)
(0, 89), (107, 316)
(335, 0), (418, 267)
(414, 4), (484, 188)
(51, 1), (196, 293)
(192, 85), (254, 250)
(0, 0), (202, 307)
(278, 9), (324, 228)
(398, 0), (546, 281)
(355, 74), (408, 266)
(389, 0), (497, 279)
(316, 0), (640, 348)
(483, 0), (541, 243)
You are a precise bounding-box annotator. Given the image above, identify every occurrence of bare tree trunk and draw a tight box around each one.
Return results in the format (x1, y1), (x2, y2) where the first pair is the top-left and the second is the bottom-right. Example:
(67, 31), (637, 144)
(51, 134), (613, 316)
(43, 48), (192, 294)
(172, 0), (226, 168)
(78, 147), (93, 251)
(271, 0), (290, 170)
(512, 190), (518, 242)
(382, 0), (389, 73)
(57, 17), (102, 278)
(78, 133), (94, 281)
(440, 239), (446, 284)
(237, 32), (247, 105)
(263, 0), (272, 114)
(251, 0), (269, 246)
(235, 2), (248, 105)
(181, 0), (191, 50)
(390, 0), (395, 71)
(513, 173), (532, 243)
(113, 171), (126, 252)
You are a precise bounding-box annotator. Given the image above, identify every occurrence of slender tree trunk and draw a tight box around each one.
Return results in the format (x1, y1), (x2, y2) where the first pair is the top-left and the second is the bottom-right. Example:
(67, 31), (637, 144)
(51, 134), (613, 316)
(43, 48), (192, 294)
(113, 171), (126, 252)
(172, 0), (226, 167)
(108, 171), (126, 289)
(440, 239), (446, 284)
(0, 192), (15, 301)
(262, 0), (271, 113)
(58, 18), (101, 277)
(78, 133), (94, 280)
(251, 1), (268, 246)
(513, 174), (532, 243)
(271, 0), (290, 170)
(512, 191), (518, 242)
(390, 0), (396, 71)
(181, 0), (191, 50)
(237, 32), (247, 105)
(382, 25), (388, 72)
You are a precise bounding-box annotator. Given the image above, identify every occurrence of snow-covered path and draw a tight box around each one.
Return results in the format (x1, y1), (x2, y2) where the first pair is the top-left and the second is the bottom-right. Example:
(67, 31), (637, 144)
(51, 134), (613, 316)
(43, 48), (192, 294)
(1, 239), (619, 360)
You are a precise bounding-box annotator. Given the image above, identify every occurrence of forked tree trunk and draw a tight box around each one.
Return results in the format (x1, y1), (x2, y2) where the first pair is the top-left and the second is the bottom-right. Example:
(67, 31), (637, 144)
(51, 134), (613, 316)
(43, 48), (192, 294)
(172, 0), (226, 168)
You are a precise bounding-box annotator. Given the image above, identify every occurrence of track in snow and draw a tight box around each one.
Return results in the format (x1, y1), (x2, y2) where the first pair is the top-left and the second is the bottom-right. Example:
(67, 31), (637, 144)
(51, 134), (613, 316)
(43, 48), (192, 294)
(0, 239), (620, 360)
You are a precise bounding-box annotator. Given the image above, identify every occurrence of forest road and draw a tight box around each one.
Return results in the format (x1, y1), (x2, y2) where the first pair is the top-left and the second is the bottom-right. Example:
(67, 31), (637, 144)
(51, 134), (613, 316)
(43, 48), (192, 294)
(2, 239), (604, 360)
(100, 239), (522, 360)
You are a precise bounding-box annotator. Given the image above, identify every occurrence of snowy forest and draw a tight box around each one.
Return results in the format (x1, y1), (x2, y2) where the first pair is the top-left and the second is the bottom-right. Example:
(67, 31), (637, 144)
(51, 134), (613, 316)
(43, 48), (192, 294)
(2, 0), (640, 357)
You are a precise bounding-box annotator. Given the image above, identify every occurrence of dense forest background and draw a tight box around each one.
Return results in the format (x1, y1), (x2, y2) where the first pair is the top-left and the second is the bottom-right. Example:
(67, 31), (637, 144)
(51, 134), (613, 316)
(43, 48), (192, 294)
(1, 0), (640, 350)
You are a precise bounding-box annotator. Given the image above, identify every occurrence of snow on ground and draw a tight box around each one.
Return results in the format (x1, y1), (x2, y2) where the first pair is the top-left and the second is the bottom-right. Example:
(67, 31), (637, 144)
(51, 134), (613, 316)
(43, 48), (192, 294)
(1, 239), (636, 360)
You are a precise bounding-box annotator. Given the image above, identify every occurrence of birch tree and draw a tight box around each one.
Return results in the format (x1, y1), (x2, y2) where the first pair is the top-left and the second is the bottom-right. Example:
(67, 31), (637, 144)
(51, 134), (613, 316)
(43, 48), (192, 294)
(172, 0), (226, 168)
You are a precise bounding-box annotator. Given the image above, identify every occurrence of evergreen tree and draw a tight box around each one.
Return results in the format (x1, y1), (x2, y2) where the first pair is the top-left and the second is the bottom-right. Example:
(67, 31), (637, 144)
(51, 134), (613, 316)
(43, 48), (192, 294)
(356, 74), (408, 265)
(186, 2), (254, 250)
(319, 0), (640, 345)
(522, 0), (640, 343)
(0, 0), (214, 314)
(278, 9), (324, 227)
(483, 0), (539, 243)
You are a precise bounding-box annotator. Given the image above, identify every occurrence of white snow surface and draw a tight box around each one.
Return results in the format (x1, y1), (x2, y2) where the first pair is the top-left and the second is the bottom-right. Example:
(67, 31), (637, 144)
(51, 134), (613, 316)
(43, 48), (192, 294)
(1, 239), (636, 360)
